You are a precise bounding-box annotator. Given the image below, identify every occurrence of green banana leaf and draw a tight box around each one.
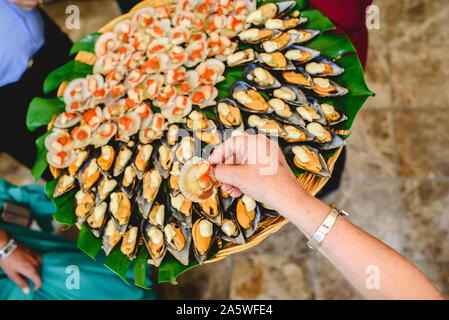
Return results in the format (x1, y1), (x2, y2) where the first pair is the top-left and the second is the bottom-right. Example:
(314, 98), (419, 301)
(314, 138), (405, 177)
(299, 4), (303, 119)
(27, 0), (373, 287)
(26, 97), (65, 132)
(43, 60), (93, 94)
(31, 130), (52, 181)
(45, 178), (77, 226)
(70, 33), (101, 56)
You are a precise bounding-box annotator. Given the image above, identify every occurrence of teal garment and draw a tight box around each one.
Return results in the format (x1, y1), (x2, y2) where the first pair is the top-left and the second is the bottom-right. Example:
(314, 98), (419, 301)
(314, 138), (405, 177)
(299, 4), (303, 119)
(0, 180), (155, 300)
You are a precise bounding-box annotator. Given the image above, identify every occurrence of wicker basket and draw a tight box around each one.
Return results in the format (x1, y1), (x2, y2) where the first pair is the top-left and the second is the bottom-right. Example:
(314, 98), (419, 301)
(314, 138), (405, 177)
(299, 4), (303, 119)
(49, 0), (343, 264)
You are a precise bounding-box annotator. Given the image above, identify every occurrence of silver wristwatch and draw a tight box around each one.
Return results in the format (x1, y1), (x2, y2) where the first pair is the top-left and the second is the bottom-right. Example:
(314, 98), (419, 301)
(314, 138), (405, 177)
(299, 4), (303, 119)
(0, 238), (18, 260)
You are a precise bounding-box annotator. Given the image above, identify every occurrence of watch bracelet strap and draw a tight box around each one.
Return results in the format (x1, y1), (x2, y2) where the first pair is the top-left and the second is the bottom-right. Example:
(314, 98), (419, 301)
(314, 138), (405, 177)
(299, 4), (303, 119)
(0, 238), (18, 259)
(307, 204), (348, 250)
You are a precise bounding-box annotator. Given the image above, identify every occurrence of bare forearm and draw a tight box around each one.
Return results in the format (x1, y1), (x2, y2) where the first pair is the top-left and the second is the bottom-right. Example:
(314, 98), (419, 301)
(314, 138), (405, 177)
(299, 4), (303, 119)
(281, 193), (445, 300)
(0, 228), (9, 247)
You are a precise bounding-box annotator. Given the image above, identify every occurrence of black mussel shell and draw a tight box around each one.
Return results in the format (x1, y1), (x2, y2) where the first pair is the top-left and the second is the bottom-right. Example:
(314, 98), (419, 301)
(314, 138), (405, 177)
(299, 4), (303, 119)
(141, 218), (166, 267)
(193, 189), (224, 225)
(287, 29), (320, 44)
(268, 98), (305, 127)
(218, 211), (246, 245)
(243, 63), (281, 90)
(97, 144), (116, 177)
(281, 66), (313, 89)
(259, 201), (280, 217)
(295, 97), (327, 125)
(102, 216), (122, 256)
(113, 144), (134, 177)
(74, 189), (96, 227)
(166, 192), (193, 226)
(163, 217), (192, 266)
(311, 77), (348, 97)
(173, 135), (201, 165)
(109, 191), (133, 234)
(119, 214), (141, 259)
(238, 28), (282, 44)
(136, 168), (162, 218)
(214, 98), (245, 130)
(162, 124), (184, 147)
(53, 171), (77, 198)
(167, 161), (181, 195)
(284, 144), (331, 177)
(305, 56), (345, 77)
(283, 45), (320, 65)
(191, 215), (217, 264)
(95, 175), (118, 205)
(152, 141), (174, 179)
(320, 102), (348, 126)
(233, 195), (261, 239)
(272, 83), (308, 107)
(87, 201), (109, 238)
(256, 31), (302, 53)
(132, 143), (154, 179)
(256, 51), (296, 71)
(229, 81), (272, 114)
(78, 157), (101, 192)
(243, 113), (286, 138)
(226, 48), (256, 67)
(119, 164), (137, 198)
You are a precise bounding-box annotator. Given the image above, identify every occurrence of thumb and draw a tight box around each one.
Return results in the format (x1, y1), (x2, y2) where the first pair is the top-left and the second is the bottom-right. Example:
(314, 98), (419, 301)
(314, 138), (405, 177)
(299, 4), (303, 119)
(9, 272), (30, 295)
(214, 164), (249, 186)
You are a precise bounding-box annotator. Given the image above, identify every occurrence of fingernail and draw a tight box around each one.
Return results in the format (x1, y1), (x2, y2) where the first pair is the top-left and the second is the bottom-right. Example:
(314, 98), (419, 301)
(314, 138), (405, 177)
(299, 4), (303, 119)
(22, 287), (30, 295)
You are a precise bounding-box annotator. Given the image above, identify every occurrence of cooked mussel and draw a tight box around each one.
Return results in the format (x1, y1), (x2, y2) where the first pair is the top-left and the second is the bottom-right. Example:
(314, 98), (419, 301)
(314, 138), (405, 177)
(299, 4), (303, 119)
(148, 202), (165, 229)
(312, 77), (348, 97)
(230, 81), (271, 113)
(109, 191), (132, 233)
(120, 224), (139, 259)
(152, 142), (174, 179)
(259, 32), (300, 53)
(133, 143), (154, 179)
(284, 45), (320, 64)
(235, 194), (261, 239)
(79, 158), (101, 192)
(306, 122), (346, 150)
(219, 212), (246, 245)
(113, 145), (133, 177)
(168, 161), (181, 195)
(164, 218), (191, 266)
(120, 164), (137, 197)
(167, 192), (193, 226)
(272, 84), (307, 106)
(102, 217), (121, 255)
(287, 29), (320, 44)
(320, 103), (348, 126)
(246, 1), (296, 26)
(164, 124), (182, 147)
(243, 63), (281, 90)
(87, 201), (108, 237)
(185, 110), (213, 132)
(265, 16), (308, 30)
(283, 125), (313, 143)
(194, 124), (223, 147)
(137, 168), (162, 218)
(257, 51), (295, 70)
(75, 189), (96, 226)
(68, 150), (89, 177)
(96, 176), (118, 204)
(97, 145), (115, 175)
(194, 189), (223, 225)
(238, 28), (281, 44)
(246, 114), (286, 137)
(284, 144), (330, 177)
(282, 66), (313, 89)
(215, 98), (243, 129)
(174, 136), (199, 164)
(53, 172), (76, 198)
(219, 186), (234, 212)
(305, 57), (344, 77)
(226, 48), (256, 67)
(268, 98), (305, 127)
(296, 97), (326, 125)
(192, 217), (216, 264)
(141, 219), (166, 267)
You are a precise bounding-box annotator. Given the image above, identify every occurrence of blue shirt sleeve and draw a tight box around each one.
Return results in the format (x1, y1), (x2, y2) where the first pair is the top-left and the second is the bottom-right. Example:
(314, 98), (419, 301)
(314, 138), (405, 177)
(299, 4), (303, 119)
(0, 0), (45, 87)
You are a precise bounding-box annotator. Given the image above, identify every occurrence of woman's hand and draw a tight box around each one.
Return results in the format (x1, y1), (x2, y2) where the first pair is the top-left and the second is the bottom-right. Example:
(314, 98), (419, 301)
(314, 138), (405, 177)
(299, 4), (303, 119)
(0, 236), (43, 295)
(208, 134), (308, 215)
(8, 0), (39, 11)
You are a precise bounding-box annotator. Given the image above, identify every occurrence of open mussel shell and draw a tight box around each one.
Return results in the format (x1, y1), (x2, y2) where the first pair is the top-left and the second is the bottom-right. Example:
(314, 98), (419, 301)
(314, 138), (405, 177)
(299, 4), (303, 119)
(120, 214), (141, 259)
(243, 63), (281, 90)
(284, 144), (331, 177)
(132, 143), (154, 179)
(109, 191), (133, 234)
(283, 45), (320, 65)
(68, 149), (90, 177)
(193, 189), (223, 225)
(320, 103), (348, 126)
(173, 136), (202, 165)
(264, 16), (308, 31)
(268, 98), (305, 127)
(183, 110), (215, 133)
(309, 126), (346, 151)
(234, 195), (261, 239)
(296, 97), (327, 125)
(168, 161), (181, 195)
(167, 192), (193, 226)
(78, 157), (101, 192)
(162, 124), (184, 147)
(95, 176), (118, 205)
(120, 164), (137, 198)
(152, 141), (174, 179)
(214, 98), (244, 131)
(282, 124), (314, 143)
(87, 201), (109, 237)
(281, 66), (313, 89)
(136, 168), (162, 218)
(229, 81), (272, 114)
(237, 28), (282, 44)
(102, 217), (122, 256)
(218, 211), (245, 245)
(305, 56), (345, 77)
(244, 113), (286, 138)
(311, 77), (348, 97)
(75, 189), (96, 227)
(256, 31), (302, 53)
(193, 121), (224, 149)
(272, 83), (308, 107)
(226, 48), (256, 67)
(113, 144), (134, 177)
(219, 187), (235, 212)
(287, 29), (320, 44)
(192, 216), (217, 264)
(256, 51), (296, 71)
(141, 218), (166, 267)
(53, 171), (77, 198)
(247, 1), (296, 26)
(163, 217), (192, 266)
(259, 202), (279, 218)
(97, 144), (116, 177)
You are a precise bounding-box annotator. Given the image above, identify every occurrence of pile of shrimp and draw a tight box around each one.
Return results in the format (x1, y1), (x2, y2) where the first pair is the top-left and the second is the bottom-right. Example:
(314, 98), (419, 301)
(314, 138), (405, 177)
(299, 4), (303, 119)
(46, 0), (255, 169)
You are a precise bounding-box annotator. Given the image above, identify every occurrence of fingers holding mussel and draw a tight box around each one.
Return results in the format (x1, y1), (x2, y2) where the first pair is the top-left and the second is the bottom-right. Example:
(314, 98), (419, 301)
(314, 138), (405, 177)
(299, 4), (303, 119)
(164, 218), (191, 266)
